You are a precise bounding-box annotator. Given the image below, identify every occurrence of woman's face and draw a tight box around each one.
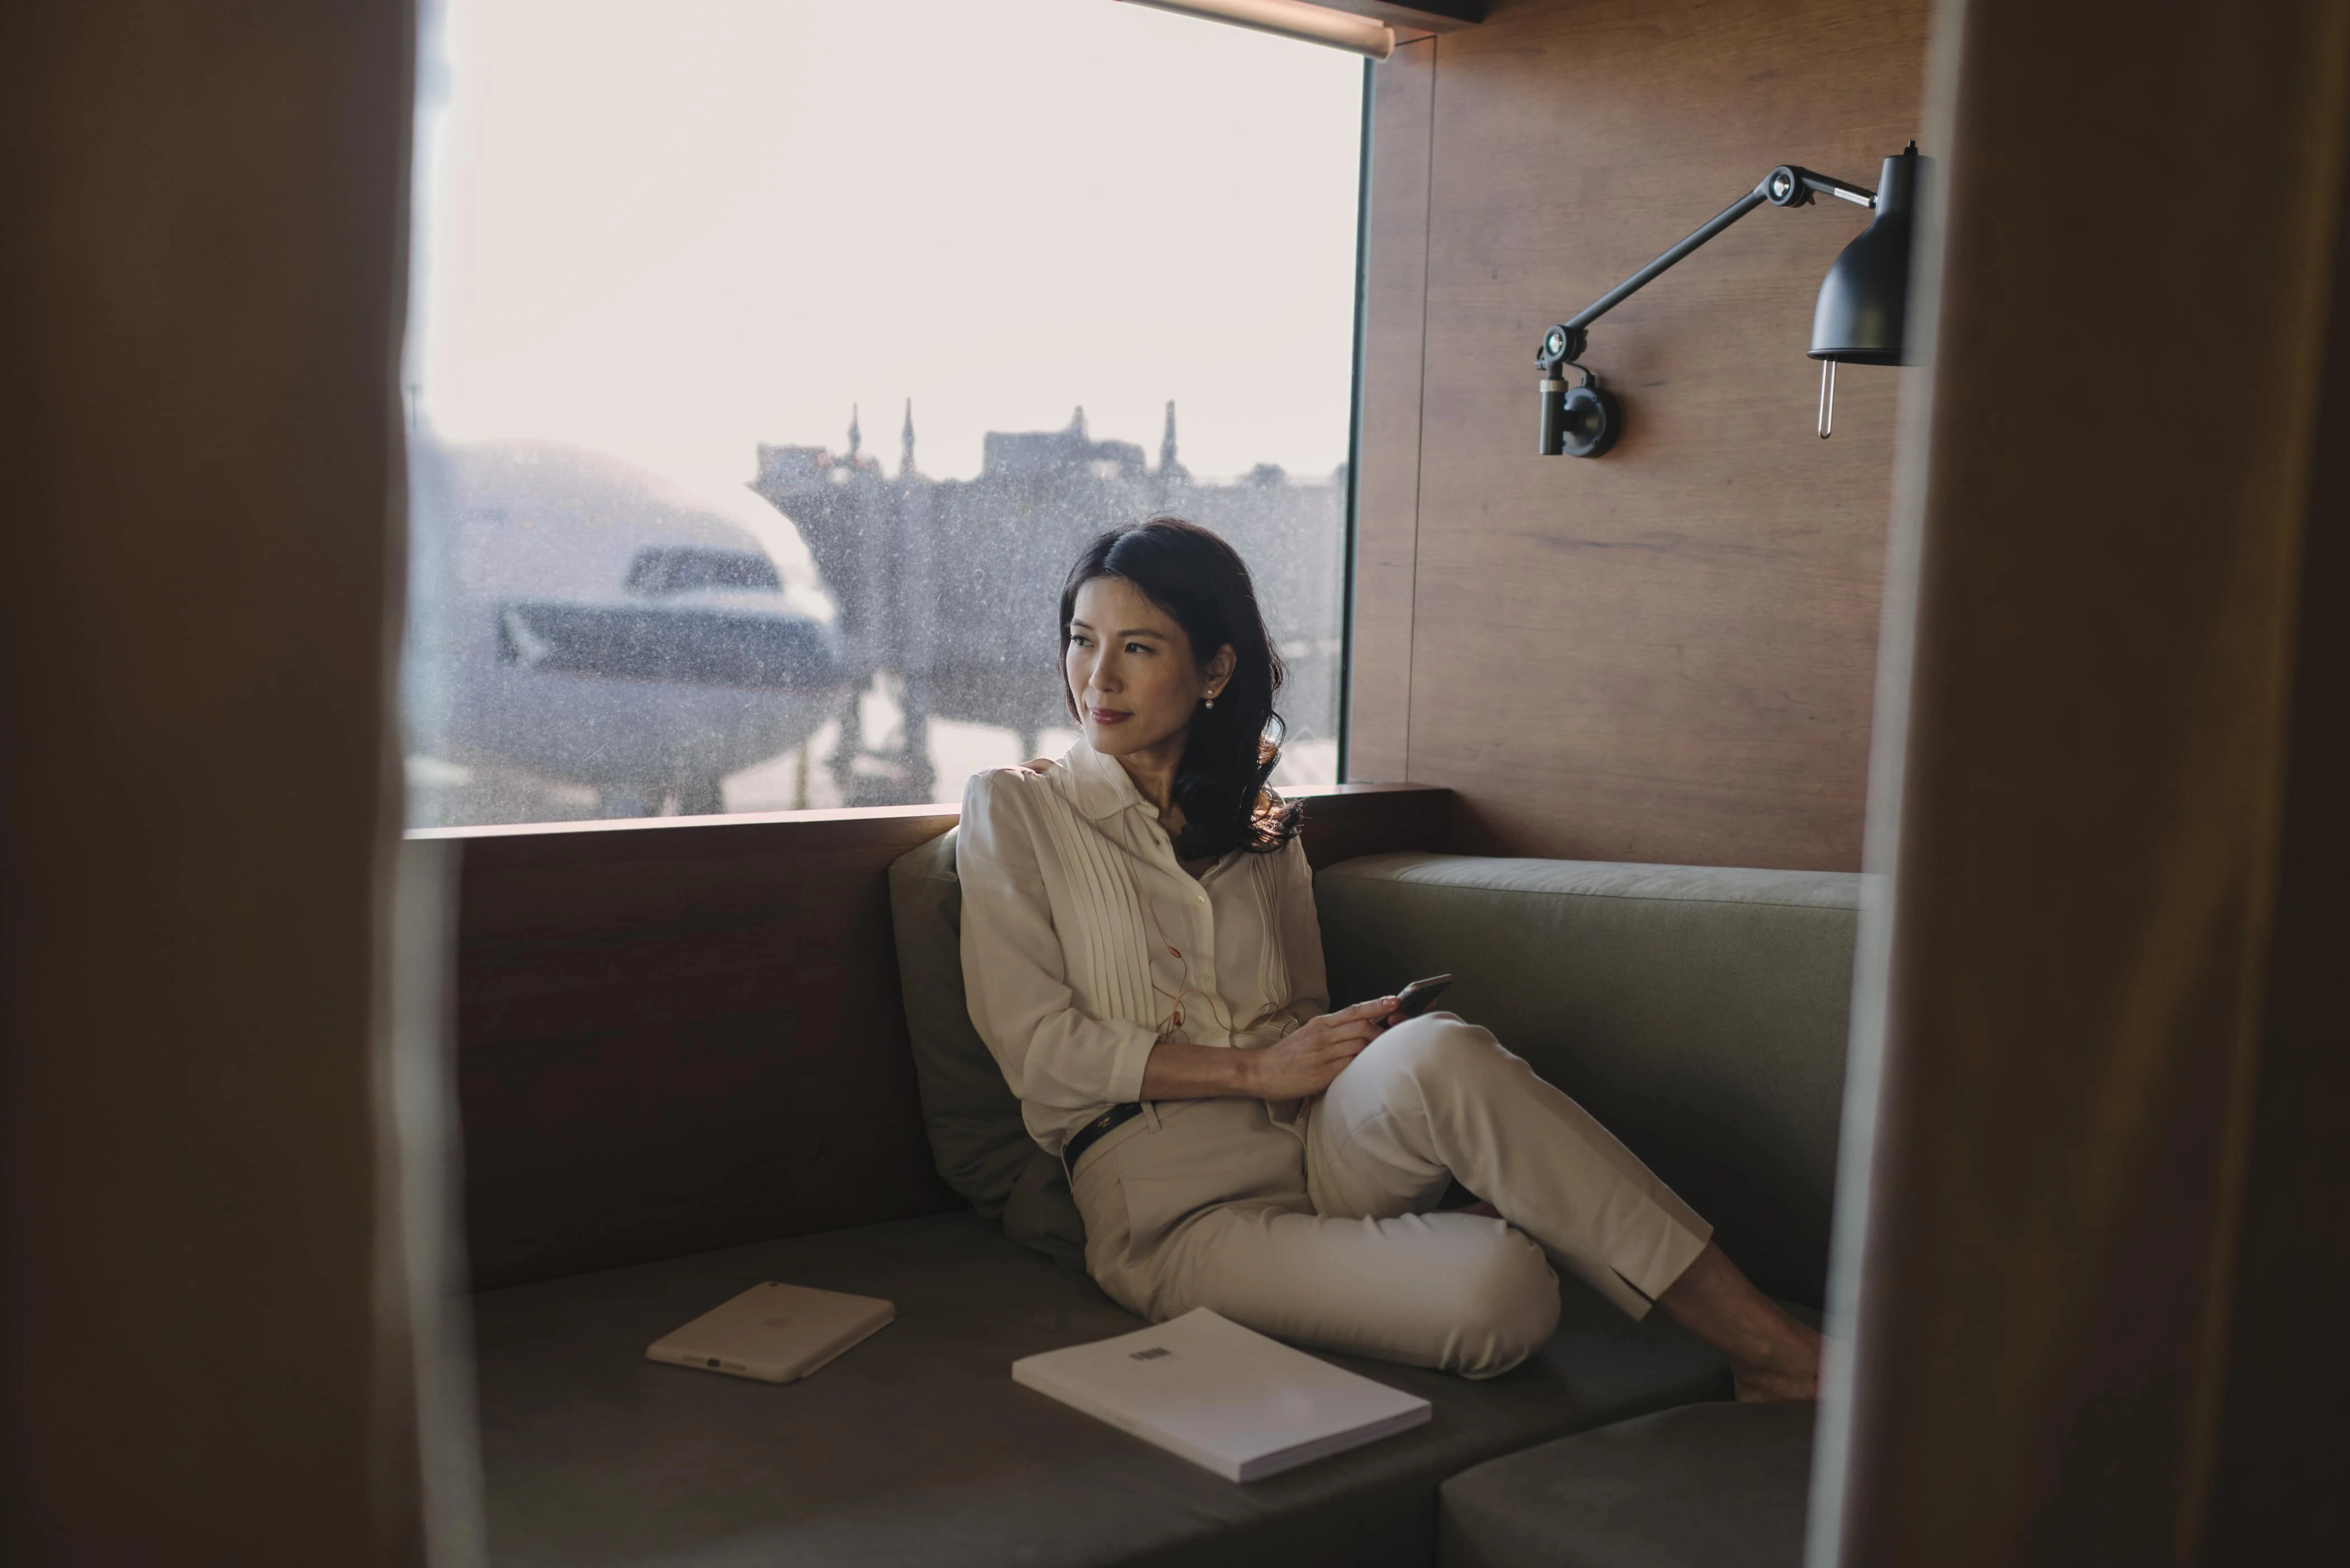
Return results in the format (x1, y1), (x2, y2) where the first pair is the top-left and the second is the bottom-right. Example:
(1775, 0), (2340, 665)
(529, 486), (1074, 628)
(1065, 575), (1231, 761)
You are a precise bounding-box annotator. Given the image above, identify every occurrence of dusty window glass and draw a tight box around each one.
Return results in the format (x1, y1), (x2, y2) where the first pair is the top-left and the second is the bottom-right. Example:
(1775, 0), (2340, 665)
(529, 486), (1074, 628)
(403, 0), (1362, 825)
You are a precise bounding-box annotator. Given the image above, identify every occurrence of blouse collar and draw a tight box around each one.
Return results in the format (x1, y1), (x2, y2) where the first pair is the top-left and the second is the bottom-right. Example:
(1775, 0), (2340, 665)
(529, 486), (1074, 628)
(1061, 738), (1152, 822)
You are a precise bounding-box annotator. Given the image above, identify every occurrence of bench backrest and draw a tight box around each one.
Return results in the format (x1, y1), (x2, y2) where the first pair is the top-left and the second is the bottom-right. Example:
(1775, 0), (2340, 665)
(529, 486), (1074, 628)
(1315, 853), (1858, 1307)
(892, 838), (1857, 1307)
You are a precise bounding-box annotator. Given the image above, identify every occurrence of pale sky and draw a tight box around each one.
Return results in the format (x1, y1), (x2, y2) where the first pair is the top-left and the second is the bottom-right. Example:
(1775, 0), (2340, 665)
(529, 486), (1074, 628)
(407, 0), (1366, 491)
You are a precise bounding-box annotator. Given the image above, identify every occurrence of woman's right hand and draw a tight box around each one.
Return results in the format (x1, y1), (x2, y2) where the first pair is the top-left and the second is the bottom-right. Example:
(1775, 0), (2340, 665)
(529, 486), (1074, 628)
(1238, 997), (1398, 1099)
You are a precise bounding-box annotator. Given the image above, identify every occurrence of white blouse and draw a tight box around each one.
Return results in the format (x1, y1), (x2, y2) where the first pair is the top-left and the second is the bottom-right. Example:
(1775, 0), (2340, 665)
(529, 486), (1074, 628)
(957, 740), (1330, 1155)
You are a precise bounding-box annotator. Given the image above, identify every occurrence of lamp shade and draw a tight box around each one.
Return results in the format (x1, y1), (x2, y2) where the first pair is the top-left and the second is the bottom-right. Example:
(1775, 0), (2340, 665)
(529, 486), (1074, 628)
(1809, 144), (1917, 365)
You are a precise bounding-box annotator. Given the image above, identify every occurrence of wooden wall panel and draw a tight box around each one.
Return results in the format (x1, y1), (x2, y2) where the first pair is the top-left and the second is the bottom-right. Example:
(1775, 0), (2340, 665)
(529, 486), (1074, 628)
(1350, 0), (1929, 868)
(1346, 34), (1436, 783)
(435, 784), (1450, 1290)
(1295, 779), (1451, 868)
(438, 807), (961, 1291)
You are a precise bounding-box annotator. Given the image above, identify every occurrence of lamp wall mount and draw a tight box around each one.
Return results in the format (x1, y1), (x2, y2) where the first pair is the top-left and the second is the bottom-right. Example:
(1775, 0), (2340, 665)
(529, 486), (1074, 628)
(1535, 144), (1919, 456)
(1538, 365), (1622, 458)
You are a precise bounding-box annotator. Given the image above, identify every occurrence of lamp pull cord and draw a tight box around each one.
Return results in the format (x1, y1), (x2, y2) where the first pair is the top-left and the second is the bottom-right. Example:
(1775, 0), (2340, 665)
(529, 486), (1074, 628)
(1817, 359), (1837, 439)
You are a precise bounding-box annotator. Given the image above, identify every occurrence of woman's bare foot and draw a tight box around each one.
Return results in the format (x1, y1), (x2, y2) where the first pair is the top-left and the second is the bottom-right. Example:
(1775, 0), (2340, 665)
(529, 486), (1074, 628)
(1654, 1242), (1822, 1402)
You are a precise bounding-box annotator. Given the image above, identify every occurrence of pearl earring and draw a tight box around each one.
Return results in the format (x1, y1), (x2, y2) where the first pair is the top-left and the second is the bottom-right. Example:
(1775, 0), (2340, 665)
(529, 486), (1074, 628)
(1205, 694), (1217, 709)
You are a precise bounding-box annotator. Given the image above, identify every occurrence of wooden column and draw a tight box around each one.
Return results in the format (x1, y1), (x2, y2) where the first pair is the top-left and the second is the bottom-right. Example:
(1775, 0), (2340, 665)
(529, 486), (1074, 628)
(1813, 1), (2350, 1563)
(0, 4), (424, 1564)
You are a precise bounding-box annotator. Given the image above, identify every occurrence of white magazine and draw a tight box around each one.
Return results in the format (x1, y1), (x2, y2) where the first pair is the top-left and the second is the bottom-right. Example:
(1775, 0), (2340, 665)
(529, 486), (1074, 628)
(1012, 1308), (1431, 1481)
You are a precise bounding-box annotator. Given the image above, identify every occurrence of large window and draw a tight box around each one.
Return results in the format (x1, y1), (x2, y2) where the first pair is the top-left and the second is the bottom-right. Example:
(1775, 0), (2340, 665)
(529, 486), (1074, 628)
(403, 0), (1365, 826)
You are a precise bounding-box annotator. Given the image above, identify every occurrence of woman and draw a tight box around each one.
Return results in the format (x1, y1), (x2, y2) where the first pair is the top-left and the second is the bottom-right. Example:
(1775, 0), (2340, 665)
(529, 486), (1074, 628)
(958, 517), (1821, 1393)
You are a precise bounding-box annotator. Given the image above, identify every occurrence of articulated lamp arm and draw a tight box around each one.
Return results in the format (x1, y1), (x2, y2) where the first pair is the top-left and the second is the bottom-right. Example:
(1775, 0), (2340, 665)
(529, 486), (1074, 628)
(1536, 163), (1878, 456)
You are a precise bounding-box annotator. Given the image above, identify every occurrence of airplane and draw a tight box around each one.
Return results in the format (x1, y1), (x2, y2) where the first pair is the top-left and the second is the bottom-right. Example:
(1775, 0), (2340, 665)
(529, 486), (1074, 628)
(403, 435), (848, 821)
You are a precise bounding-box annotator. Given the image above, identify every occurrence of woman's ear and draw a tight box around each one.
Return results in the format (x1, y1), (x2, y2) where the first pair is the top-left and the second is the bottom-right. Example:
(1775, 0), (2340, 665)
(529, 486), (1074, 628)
(1206, 643), (1237, 696)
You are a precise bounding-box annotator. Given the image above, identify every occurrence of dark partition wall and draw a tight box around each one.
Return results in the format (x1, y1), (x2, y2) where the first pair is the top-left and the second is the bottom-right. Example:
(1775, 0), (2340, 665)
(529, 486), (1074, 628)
(1817, 1), (2350, 1562)
(0, 4), (421, 1563)
(2200, 180), (2350, 1562)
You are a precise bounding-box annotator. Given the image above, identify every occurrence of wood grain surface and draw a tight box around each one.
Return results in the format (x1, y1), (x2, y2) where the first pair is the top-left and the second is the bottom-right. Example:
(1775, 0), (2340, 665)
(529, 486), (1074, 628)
(443, 807), (960, 1291)
(1348, 0), (1930, 869)
(440, 784), (1450, 1289)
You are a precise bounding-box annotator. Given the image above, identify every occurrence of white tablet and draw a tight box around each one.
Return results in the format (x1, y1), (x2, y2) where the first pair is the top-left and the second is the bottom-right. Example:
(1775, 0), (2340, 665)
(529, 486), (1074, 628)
(645, 1281), (895, 1385)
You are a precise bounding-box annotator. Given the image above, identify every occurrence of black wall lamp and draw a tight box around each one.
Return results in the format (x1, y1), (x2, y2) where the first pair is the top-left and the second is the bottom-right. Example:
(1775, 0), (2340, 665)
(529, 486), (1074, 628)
(1536, 142), (1920, 456)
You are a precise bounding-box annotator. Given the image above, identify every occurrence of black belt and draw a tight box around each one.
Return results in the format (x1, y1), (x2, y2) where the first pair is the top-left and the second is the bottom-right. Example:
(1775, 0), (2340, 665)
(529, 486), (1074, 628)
(1061, 1103), (1144, 1172)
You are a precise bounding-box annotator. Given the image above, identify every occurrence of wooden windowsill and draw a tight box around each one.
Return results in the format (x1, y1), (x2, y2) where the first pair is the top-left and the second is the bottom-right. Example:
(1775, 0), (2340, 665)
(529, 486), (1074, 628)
(405, 779), (1444, 845)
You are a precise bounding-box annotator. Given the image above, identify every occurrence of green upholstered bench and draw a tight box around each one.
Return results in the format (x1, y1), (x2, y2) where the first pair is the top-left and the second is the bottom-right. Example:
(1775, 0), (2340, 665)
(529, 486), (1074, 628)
(1313, 853), (1857, 1310)
(1439, 1401), (1818, 1568)
(472, 1211), (1729, 1568)
(469, 845), (1856, 1567)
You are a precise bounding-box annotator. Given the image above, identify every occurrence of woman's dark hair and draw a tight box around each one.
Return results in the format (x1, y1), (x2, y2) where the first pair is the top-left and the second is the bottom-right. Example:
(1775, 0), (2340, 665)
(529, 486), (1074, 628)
(1059, 517), (1302, 859)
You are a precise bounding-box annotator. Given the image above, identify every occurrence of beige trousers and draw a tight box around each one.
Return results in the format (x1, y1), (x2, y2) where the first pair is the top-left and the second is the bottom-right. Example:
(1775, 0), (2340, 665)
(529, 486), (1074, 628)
(1066, 1014), (1713, 1378)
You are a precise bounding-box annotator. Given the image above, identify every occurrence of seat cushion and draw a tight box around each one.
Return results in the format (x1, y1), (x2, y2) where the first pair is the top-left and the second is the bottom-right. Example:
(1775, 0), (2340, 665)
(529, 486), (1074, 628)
(473, 1211), (1736, 1568)
(1438, 1400), (1817, 1568)
(887, 827), (1085, 1263)
(1315, 854), (1858, 1307)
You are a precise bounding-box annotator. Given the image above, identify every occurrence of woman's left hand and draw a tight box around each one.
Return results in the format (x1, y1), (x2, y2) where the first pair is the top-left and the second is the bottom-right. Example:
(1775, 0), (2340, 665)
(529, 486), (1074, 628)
(1228, 997), (1397, 1098)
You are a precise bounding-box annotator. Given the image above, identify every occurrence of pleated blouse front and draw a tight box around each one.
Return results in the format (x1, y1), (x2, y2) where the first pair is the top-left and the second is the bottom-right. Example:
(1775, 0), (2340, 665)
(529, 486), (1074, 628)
(955, 740), (1330, 1155)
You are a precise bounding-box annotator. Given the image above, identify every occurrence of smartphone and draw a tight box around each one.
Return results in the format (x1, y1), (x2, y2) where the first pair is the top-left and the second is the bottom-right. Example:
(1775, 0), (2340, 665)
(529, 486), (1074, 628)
(1390, 973), (1454, 1020)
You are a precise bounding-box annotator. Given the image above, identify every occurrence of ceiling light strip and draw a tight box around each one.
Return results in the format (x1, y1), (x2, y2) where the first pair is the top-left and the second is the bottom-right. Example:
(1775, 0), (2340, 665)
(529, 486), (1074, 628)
(1116, 0), (1397, 61)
